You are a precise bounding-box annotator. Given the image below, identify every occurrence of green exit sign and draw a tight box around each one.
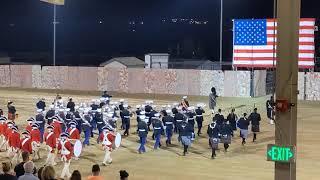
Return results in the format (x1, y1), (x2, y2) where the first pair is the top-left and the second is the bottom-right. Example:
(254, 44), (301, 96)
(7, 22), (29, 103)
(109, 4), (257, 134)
(267, 144), (296, 163)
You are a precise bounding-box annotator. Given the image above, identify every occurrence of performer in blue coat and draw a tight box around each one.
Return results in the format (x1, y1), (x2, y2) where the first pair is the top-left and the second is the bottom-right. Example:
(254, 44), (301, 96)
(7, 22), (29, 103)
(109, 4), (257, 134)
(137, 115), (148, 154)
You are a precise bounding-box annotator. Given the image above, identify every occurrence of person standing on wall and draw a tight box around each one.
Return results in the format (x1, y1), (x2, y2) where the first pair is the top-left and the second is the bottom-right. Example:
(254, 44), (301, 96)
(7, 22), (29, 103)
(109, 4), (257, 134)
(209, 87), (218, 114)
(7, 101), (16, 121)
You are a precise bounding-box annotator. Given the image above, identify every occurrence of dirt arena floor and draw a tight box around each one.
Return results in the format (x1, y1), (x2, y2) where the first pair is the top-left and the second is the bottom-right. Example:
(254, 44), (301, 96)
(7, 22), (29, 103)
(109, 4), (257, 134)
(0, 88), (319, 180)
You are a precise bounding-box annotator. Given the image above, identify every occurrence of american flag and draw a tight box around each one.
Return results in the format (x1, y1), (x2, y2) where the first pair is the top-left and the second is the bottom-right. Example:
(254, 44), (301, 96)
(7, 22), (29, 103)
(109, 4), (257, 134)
(233, 18), (315, 68)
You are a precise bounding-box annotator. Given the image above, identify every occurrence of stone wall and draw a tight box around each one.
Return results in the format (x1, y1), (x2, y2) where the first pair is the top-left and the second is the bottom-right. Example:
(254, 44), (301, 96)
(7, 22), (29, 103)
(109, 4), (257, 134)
(253, 70), (266, 97)
(0, 65), (319, 100)
(306, 72), (320, 101)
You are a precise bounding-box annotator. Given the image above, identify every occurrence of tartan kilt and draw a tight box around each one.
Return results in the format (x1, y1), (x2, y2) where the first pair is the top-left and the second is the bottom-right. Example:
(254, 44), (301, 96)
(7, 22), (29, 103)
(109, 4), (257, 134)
(209, 138), (219, 149)
(251, 125), (260, 132)
(240, 129), (248, 138)
(220, 135), (232, 144)
(181, 136), (192, 146)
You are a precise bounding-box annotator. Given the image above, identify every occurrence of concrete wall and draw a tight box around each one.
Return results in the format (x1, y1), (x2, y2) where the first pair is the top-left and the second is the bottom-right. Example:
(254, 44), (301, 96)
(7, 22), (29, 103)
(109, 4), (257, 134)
(0, 65), (319, 100)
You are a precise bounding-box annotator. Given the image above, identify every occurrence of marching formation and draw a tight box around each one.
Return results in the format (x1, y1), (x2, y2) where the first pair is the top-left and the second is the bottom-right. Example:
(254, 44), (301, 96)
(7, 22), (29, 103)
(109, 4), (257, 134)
(0, 90), (266, 178)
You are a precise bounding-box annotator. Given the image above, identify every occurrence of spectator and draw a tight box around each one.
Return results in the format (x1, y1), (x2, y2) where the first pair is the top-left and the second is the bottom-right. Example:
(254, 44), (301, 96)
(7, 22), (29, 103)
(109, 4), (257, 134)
(0, 162), (17, 180)
(119, 170), (129, 180)
(87, 164), (103, 180)
(70, 170), (81, 180)
(37, 167), (44, 180)
(14, 151), (37, 178)
(18, 161), (39, 180)
(41, 166), (56, 180)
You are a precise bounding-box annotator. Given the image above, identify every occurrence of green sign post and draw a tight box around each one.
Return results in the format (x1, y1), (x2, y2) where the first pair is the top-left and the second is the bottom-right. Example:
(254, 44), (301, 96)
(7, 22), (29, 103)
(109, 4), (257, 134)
(267, 144), (296, 163)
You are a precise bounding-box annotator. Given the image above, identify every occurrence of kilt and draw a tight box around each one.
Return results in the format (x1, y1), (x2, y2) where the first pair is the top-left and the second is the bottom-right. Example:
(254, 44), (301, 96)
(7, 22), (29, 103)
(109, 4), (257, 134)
(181, 136), (191, 146)
(220, 135), (232, 144)
(209, 138), (219, 149)
(251, 125), (260, 132)
(240, 129), (248, 138)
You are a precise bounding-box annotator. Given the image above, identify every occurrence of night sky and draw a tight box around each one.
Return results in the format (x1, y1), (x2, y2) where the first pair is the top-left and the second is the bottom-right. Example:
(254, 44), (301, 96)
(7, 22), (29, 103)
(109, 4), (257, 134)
(0, 0), (318, 66)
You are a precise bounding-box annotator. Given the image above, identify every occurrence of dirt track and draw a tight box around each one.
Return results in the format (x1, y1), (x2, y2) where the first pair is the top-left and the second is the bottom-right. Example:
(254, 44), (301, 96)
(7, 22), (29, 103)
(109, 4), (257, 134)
(0, 88), (319, 180)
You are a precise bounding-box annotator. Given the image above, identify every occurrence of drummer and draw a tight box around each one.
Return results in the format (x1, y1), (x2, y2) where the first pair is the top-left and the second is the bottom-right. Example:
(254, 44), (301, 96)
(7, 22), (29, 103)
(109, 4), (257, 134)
(58, 132), (73, 179)
(99, 125), (116, 166)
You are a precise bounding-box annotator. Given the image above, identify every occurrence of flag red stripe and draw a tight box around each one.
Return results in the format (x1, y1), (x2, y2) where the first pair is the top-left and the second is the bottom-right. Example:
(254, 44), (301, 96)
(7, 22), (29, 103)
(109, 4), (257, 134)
(266, 26), (314, 30)
(267, 34), (314, 38)
(266, 42), (314, 45)
(234, 64), (314, 68)
(266, 18), (315, 22)
(234, 49), (314, 54)
(234, 57), (314, 61)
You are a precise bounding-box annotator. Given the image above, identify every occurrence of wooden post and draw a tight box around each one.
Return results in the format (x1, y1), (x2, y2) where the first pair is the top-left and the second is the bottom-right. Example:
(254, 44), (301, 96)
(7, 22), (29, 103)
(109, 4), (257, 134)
(275, 0), (300, 179)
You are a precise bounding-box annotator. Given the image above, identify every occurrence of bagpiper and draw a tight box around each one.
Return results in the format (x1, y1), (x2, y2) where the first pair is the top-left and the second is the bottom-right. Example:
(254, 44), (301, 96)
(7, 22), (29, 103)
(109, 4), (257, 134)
(248, 108), (261, 142)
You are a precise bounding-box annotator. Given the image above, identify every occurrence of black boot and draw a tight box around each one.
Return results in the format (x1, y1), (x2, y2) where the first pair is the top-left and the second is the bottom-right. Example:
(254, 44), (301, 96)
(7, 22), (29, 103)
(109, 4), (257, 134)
(253, 133), (257, 142)
(211, 149), (216, 159)
(183, 145), (188, 156)
(242, 138), (246, 145)
(224, 143), (229, 152)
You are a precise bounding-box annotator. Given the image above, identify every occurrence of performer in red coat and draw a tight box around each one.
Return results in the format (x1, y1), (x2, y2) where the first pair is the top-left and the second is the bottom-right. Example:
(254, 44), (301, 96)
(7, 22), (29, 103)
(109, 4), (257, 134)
(8, 126), (20, 165)
(30, 124), (41, 159)
(52, 117), (62, 138)
(100, 125), (116, 166)
(58, 132), (73, 179)
(0, 117), (8, 151)
(25, 118), (34, 133)
(21, 131), (32, 154)
(67, 122), (80, 140)
(44, 125), (57, 166)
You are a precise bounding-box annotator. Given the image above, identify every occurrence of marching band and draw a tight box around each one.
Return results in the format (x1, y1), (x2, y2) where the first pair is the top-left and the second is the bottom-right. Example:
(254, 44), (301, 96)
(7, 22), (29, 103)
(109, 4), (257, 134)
(0, 92), (264, 178)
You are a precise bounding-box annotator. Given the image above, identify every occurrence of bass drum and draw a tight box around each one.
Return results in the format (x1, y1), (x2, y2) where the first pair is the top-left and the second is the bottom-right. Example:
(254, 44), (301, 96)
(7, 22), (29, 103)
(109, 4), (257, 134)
(114, 133), (122, 149)
(73, 140), (82, 157)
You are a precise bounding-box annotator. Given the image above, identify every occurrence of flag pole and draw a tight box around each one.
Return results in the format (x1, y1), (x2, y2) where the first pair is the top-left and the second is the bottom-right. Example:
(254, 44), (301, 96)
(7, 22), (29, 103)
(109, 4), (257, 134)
(53, 4), (56, 66)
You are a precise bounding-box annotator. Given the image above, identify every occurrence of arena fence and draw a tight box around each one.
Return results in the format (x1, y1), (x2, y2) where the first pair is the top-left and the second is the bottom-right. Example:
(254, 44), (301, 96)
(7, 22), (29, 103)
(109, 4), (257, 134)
(0, 65), (319, 100)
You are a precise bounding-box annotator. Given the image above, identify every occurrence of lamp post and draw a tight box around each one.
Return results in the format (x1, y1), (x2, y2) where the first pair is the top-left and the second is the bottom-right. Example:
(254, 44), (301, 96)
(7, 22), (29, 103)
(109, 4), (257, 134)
(53, 4), (57, 66)
(219, 0), (223, 68)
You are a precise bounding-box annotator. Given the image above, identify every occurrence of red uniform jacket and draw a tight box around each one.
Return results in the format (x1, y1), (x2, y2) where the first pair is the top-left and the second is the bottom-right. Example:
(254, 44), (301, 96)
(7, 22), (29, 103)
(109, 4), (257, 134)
(44, 132), (56, 153)
(0, 123), (7, 135)
(21, 137), (32, 153)
(26, 125), (32, 133)
(31, 129), (41, 143)
(9, 131), (20, 149)
(5, 128), (13, 140)
(99, 132), (116, 149)
(53, 121), (62, 136)
(58, 140), (73, 160)
(67, 128), (80, 140)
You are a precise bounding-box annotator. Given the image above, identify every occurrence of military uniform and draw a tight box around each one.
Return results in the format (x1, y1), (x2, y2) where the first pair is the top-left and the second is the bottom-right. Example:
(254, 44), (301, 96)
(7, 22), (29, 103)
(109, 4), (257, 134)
(35, 111), (45, 142)
(195, 107), (205, 135)
(122, 108), (131, 136)
(153, 117), (163, 149)
(137, 119), (148, 153)
(162, 114), (174, 145)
